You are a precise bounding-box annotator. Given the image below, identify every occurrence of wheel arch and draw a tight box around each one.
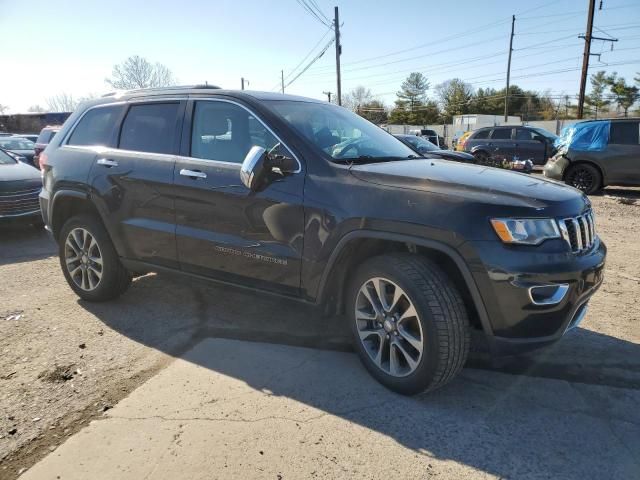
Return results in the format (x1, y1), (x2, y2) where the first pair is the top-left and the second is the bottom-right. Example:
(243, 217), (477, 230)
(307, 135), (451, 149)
(316, 231), (493, 336)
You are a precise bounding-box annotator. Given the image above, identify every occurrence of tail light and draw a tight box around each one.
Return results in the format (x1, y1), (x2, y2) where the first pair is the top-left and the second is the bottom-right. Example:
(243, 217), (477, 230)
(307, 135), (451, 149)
(39, 152), (48, 173)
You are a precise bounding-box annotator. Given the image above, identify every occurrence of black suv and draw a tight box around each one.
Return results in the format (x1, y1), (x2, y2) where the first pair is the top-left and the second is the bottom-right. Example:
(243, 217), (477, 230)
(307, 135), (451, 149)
(40, 87), (605, 394)
(462, 125), (558, 165)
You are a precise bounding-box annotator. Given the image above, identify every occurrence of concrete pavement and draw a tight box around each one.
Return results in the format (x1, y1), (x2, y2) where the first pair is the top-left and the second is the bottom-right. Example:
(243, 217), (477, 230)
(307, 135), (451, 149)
(19, 339), (640, 480)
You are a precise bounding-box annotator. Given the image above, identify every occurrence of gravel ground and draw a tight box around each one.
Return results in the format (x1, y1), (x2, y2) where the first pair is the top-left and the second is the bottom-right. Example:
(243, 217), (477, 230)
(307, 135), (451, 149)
(0, 188), (638, 479)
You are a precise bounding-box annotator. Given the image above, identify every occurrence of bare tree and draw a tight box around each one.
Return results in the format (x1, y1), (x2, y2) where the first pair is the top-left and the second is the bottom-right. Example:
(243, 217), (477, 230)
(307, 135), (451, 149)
(106, 55), (176, 89)
(28, 105), (47, 113)
(46, 93), (78, 112)
(0, 104), (8, 115)
(343, 86), (374, 112)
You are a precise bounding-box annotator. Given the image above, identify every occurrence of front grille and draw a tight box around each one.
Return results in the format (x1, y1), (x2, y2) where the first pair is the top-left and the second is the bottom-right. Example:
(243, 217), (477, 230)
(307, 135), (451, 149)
(559, 211), (596, 253)
(0, 187), (41, 217)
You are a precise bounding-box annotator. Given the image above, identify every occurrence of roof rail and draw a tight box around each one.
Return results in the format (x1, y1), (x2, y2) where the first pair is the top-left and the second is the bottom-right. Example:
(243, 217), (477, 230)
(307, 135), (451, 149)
(101, 84), (221, 98)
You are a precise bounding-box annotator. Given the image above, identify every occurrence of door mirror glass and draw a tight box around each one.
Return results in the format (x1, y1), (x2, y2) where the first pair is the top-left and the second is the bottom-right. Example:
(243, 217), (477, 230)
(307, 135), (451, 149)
(240, 146), (269, 191)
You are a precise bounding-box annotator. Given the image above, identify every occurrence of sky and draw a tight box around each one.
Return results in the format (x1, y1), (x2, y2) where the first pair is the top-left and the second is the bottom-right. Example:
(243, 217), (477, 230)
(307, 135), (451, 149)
(1, 0), (639, 113)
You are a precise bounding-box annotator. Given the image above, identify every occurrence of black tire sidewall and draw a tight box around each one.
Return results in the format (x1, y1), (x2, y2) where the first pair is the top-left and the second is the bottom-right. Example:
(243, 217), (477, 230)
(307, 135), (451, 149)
(347, 257), (445, 395)
(58, 214), (129, 301)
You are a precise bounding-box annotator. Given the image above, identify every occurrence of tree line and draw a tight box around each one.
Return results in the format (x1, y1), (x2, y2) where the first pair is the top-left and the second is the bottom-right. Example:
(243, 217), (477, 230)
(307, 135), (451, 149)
(343, 71), (640, 125)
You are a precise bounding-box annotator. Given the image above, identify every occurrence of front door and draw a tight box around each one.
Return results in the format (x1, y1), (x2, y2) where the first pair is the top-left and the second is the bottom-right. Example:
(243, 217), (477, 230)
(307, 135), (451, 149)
(173, 99), (305, 295)
(88, 100), (185, 269)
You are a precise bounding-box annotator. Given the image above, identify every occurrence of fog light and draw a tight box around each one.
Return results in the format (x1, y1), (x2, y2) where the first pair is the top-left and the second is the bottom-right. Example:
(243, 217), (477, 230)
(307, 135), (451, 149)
(528, 284), (569, 305)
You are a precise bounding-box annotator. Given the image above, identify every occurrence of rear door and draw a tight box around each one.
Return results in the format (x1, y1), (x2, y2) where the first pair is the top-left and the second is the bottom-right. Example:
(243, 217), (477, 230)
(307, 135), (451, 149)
(488, 127), (516, 160)
(514, 127), (546, 164)
(87, 100), (185, 269)
(605, 121), (640, 184)
(172, 98), (305, 295)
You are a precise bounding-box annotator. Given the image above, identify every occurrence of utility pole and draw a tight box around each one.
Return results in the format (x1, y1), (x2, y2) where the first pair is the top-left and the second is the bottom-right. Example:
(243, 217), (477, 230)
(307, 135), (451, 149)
(577, 0), (596, 119)
(281, 70), (285, 94)
(334, 6), (342, 106)
(504, 15), (515, 122)
(241, 77), (248, 90)
(323, 91), (333, 102)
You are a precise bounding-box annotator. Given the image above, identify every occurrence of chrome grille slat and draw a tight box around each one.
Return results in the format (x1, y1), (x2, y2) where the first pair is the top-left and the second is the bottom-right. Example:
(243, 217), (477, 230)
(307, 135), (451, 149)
(561, 210), (596, 254)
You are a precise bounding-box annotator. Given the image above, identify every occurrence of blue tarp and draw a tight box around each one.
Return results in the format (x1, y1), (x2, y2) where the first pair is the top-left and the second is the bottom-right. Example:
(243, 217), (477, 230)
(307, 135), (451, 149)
(554, 120), (610, 152)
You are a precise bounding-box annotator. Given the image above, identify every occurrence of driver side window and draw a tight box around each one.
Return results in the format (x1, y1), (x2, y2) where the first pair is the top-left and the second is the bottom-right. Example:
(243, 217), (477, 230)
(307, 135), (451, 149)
(190, 101), (286, 163)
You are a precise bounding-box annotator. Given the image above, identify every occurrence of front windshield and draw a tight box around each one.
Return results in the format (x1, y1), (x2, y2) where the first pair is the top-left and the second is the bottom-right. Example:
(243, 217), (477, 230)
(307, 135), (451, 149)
(405, 136), (439, 151)
(0, 149), (17, 165)
(0, 138), (35, 150)
(267, 100), (417, 161)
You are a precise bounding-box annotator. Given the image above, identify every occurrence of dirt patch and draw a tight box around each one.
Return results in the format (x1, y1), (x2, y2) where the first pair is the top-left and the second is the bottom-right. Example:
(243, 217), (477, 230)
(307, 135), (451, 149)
(37, 365), (76, 384)
(0, 188), (639, 479)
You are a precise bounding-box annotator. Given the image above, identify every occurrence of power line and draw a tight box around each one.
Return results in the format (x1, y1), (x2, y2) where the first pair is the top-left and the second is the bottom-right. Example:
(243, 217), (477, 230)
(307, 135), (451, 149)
(295, 0), (331, 27)
(283, 27), (333, 82)
(284, 37), (336, 89)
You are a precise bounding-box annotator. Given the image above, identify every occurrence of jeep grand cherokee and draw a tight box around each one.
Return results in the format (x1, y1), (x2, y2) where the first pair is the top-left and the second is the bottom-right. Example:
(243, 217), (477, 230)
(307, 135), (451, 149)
(39, 86), (606, 394)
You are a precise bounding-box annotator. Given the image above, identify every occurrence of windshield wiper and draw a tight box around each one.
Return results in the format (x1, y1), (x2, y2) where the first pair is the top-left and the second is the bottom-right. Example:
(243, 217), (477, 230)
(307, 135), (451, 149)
(335, 155), (421, 164)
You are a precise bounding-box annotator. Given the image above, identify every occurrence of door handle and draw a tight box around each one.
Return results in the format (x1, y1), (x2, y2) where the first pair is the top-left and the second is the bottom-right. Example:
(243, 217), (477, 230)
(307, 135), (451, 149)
(97, 158), (118, 168)
(180, 169), (207, 179)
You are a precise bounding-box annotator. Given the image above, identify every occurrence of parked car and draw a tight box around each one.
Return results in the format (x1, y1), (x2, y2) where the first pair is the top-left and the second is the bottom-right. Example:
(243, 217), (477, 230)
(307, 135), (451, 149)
(408, 128), (446, 148)
(394, 134), (476, 163)
(0, 137), (36, 166)
(454, 131), (472, 151)
(544, 118), (640, 194)
(40, 87), (605, 395)
(13, 133), (39, 143)
(34, 125), (61, 169)
(0, 147), (42, 224)
(462, 125), (558, 166)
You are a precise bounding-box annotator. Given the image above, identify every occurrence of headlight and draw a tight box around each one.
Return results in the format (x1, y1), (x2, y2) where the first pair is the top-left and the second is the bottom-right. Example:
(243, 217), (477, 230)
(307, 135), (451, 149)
(490, 218), (560, 245)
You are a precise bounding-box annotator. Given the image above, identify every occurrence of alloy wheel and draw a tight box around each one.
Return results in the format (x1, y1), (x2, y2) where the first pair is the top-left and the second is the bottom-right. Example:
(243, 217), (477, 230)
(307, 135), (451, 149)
(354, 277), (424, 377)
(64, 228), (103, 291)
(568, 168), (594, 192)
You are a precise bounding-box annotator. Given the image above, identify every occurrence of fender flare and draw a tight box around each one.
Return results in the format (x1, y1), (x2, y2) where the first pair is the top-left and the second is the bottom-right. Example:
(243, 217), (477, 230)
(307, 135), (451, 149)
(470, 145), (490, 156)
(316, 230), (493, 336)
(49, 189), (90, 234)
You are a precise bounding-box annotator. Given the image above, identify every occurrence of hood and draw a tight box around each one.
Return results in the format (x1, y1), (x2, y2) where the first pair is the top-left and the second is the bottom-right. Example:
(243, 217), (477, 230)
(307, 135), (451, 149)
(349, 158), (586, 211)
(0, 159), (41, 185)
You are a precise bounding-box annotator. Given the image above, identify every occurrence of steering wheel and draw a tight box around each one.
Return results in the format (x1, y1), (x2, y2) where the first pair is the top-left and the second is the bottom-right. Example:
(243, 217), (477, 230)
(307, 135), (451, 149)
(333, 138), (363, 159)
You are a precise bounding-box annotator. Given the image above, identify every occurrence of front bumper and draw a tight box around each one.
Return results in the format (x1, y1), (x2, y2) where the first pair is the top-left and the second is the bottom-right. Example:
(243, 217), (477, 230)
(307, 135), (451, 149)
(462, 237), (606, 356)
(543, 156), (569, 181)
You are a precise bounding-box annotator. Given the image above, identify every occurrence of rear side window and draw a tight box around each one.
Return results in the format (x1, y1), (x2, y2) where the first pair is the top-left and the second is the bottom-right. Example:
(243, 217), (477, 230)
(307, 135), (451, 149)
(119, 103), (180, 154)
(610, 122), (639, 145)
(490, 128), (512, 140)
(472, 129), (489, 139)
(68, 106), (122, 147)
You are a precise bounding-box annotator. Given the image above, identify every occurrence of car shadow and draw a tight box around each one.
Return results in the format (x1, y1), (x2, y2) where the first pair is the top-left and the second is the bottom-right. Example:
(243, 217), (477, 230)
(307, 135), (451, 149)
(76, 272), (640, 478)
(601, 186), (640, 199)
(0, 223), (56, 266)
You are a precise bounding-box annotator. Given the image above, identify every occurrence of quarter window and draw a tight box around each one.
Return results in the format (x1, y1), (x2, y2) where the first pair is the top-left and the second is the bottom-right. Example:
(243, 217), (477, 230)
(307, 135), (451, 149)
(68, 105), (122, 147)
(119, 103), (179, 154)
(191, 101), (283, 164)
(610, 122), (639, 145)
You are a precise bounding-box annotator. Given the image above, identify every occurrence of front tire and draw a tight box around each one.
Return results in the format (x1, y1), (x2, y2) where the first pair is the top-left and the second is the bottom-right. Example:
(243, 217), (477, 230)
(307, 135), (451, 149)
(348, 254), (470, 395)
(58, 214), (131, 301)
(565, 163), (601, 194)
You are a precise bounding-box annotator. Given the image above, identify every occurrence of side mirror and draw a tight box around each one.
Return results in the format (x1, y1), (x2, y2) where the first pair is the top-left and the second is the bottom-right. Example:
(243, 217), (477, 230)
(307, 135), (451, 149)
(240, 146), (298, 191)
(240, 146), (269, 191)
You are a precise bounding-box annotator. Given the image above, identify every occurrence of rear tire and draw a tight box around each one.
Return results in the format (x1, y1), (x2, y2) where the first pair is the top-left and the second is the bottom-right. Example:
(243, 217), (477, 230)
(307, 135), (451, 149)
(564, 163), (601, 194)
(58, 214), (131, 301)
(347, 254), (470, 395)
